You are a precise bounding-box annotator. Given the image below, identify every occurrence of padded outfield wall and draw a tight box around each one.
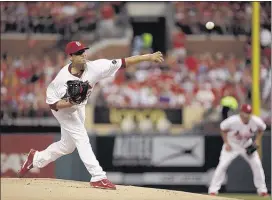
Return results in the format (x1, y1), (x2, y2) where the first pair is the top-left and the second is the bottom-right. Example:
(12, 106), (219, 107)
(1, 131), (270, 194)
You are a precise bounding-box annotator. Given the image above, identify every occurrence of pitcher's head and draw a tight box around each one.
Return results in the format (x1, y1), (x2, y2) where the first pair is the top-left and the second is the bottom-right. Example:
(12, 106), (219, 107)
(65, 41), (89, 66)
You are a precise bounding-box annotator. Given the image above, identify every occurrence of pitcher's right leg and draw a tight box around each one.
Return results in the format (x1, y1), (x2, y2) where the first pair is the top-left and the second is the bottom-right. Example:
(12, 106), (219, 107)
(18, 127), (75, 177)
(33, 128), (76, 168)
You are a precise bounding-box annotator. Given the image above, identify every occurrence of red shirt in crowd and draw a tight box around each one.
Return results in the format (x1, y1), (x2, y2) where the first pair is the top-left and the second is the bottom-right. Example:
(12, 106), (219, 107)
(185, 55), (198, 73)
(100, 4), (114, 19)
(173, 31), (186, 49)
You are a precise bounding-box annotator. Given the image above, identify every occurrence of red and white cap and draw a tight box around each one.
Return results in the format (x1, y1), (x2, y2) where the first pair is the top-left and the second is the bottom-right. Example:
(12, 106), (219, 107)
(65, 41), (89, 55)
(240, 104), (252, 114)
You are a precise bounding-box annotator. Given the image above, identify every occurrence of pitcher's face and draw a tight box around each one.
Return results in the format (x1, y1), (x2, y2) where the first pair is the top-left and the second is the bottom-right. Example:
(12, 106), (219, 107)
(71, 50), (87, 67)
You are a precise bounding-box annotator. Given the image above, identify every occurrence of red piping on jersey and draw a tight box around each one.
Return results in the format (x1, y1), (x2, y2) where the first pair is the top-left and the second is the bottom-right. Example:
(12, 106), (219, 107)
(121, 58), (126, 68)
(68, 64), (72, 73)
(49, 103), (58, 111)
(68, 64), (84, 78)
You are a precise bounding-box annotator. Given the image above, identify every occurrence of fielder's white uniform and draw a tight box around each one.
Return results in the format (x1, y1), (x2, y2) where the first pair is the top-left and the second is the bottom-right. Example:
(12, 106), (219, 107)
(33, 59), (124, 182)
(208, 114), (268, 194)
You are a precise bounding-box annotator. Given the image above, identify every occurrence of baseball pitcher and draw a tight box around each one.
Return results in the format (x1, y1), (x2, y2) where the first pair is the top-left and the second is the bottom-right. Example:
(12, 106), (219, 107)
(208, 104), (269, 197)
(18, 41), (164, 189)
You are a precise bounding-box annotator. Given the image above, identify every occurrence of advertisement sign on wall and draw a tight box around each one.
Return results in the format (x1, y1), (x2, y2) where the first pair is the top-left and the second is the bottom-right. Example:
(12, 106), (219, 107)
(1, 134), (56, 178)
(94, 107), (183, 125)
(95, 134), (220, 192)
(151, 136), (205, 167)
(112, 135), (204, 167)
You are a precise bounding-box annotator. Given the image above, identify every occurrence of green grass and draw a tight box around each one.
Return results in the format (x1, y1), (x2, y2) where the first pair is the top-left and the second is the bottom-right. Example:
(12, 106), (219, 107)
(219, 193), (270, 200)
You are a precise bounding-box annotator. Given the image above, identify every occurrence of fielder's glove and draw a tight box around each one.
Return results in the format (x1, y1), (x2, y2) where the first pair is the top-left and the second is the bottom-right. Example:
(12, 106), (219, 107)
(245, 143), (258, 156)
(66, 80), (89, 104)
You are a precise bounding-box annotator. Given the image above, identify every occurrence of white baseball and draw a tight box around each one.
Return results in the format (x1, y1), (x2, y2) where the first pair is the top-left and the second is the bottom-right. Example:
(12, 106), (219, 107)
(206, 21), (215, 30)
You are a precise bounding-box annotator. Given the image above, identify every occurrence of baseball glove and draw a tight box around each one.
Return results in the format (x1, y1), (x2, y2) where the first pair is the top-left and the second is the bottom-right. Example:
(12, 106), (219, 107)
(245, 143), (258, 156)
(66, 80), (89, 104)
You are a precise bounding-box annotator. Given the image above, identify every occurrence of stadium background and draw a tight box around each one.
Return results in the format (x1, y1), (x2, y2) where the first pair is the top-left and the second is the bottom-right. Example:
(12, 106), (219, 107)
(1, 2), (271, 199)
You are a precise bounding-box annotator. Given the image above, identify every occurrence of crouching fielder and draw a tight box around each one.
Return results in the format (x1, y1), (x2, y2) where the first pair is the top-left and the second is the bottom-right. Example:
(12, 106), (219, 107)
(208, 104), (269, 197)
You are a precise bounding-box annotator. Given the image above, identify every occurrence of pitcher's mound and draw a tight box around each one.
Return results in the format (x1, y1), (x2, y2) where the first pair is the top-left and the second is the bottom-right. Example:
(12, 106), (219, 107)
(1, 178), (240, 200)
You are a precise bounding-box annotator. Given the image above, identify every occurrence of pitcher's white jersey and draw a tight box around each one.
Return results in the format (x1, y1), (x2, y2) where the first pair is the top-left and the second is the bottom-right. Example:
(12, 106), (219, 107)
(46, 59), (124, 110)
(220, 114), (266, 148)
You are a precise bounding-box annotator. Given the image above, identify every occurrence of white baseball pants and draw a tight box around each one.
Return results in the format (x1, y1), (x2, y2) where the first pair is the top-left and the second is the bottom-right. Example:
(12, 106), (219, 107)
(208, 144), (268, 194)
(33, 106), (107, 182)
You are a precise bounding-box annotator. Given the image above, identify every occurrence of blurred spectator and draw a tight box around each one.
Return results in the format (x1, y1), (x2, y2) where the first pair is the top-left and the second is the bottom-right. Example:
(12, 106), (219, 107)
(132, 36), (144, 56)
(220, 89), (238, 120)
(185, 53), (198, 74)
(171, 28), (187, 59)
(96, 3), (123, 38)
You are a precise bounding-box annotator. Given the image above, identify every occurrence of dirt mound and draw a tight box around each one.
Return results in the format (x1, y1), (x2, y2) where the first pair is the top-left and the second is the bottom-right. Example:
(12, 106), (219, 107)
(1, 178), (240, 200)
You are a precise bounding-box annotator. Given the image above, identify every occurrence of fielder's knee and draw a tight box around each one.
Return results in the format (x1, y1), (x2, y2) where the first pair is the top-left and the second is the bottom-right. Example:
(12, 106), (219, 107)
(217, 161), (230, 171)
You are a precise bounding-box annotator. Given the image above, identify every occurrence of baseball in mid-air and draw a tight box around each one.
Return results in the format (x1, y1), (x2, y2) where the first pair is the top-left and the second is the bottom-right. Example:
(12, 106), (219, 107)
(206, 21), (215, 30)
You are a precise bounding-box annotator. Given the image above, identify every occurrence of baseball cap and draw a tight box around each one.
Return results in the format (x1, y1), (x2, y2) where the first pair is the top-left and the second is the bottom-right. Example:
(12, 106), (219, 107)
(65, 41), (89, 55)
(240, 104), (252, 114)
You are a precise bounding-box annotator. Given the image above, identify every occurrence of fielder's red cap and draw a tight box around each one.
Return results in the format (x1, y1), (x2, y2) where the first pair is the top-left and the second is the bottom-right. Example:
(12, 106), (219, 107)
(240, 104), (252, 114)
(65, 41), (89, 55)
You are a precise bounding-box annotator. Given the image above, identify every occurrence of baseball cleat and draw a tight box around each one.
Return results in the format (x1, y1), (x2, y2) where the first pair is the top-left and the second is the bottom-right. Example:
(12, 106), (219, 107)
(18, 149), (37, 178)
(209, 193), (217, 196)
(90, 179), (116, 190)
(259, 192), (269, 197)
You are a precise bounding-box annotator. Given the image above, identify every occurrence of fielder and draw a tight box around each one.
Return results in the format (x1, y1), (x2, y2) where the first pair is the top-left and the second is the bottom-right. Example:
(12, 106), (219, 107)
(18, 41), (164, 189)
(208, 104), (269, 197)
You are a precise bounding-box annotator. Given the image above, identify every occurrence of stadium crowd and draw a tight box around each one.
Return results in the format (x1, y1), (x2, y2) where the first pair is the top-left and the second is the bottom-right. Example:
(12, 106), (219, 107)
(1, 52), (67, 118)
(1, 2), (127, 38)
(1, 2), (271, 124)
(174, 1), (271, 35)
(1, 42), (271, 120)
(100, 48), (271, 109)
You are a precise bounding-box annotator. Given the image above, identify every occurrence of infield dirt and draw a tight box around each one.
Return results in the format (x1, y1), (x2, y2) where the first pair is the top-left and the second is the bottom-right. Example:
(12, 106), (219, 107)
(1, 178), (241, 200)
